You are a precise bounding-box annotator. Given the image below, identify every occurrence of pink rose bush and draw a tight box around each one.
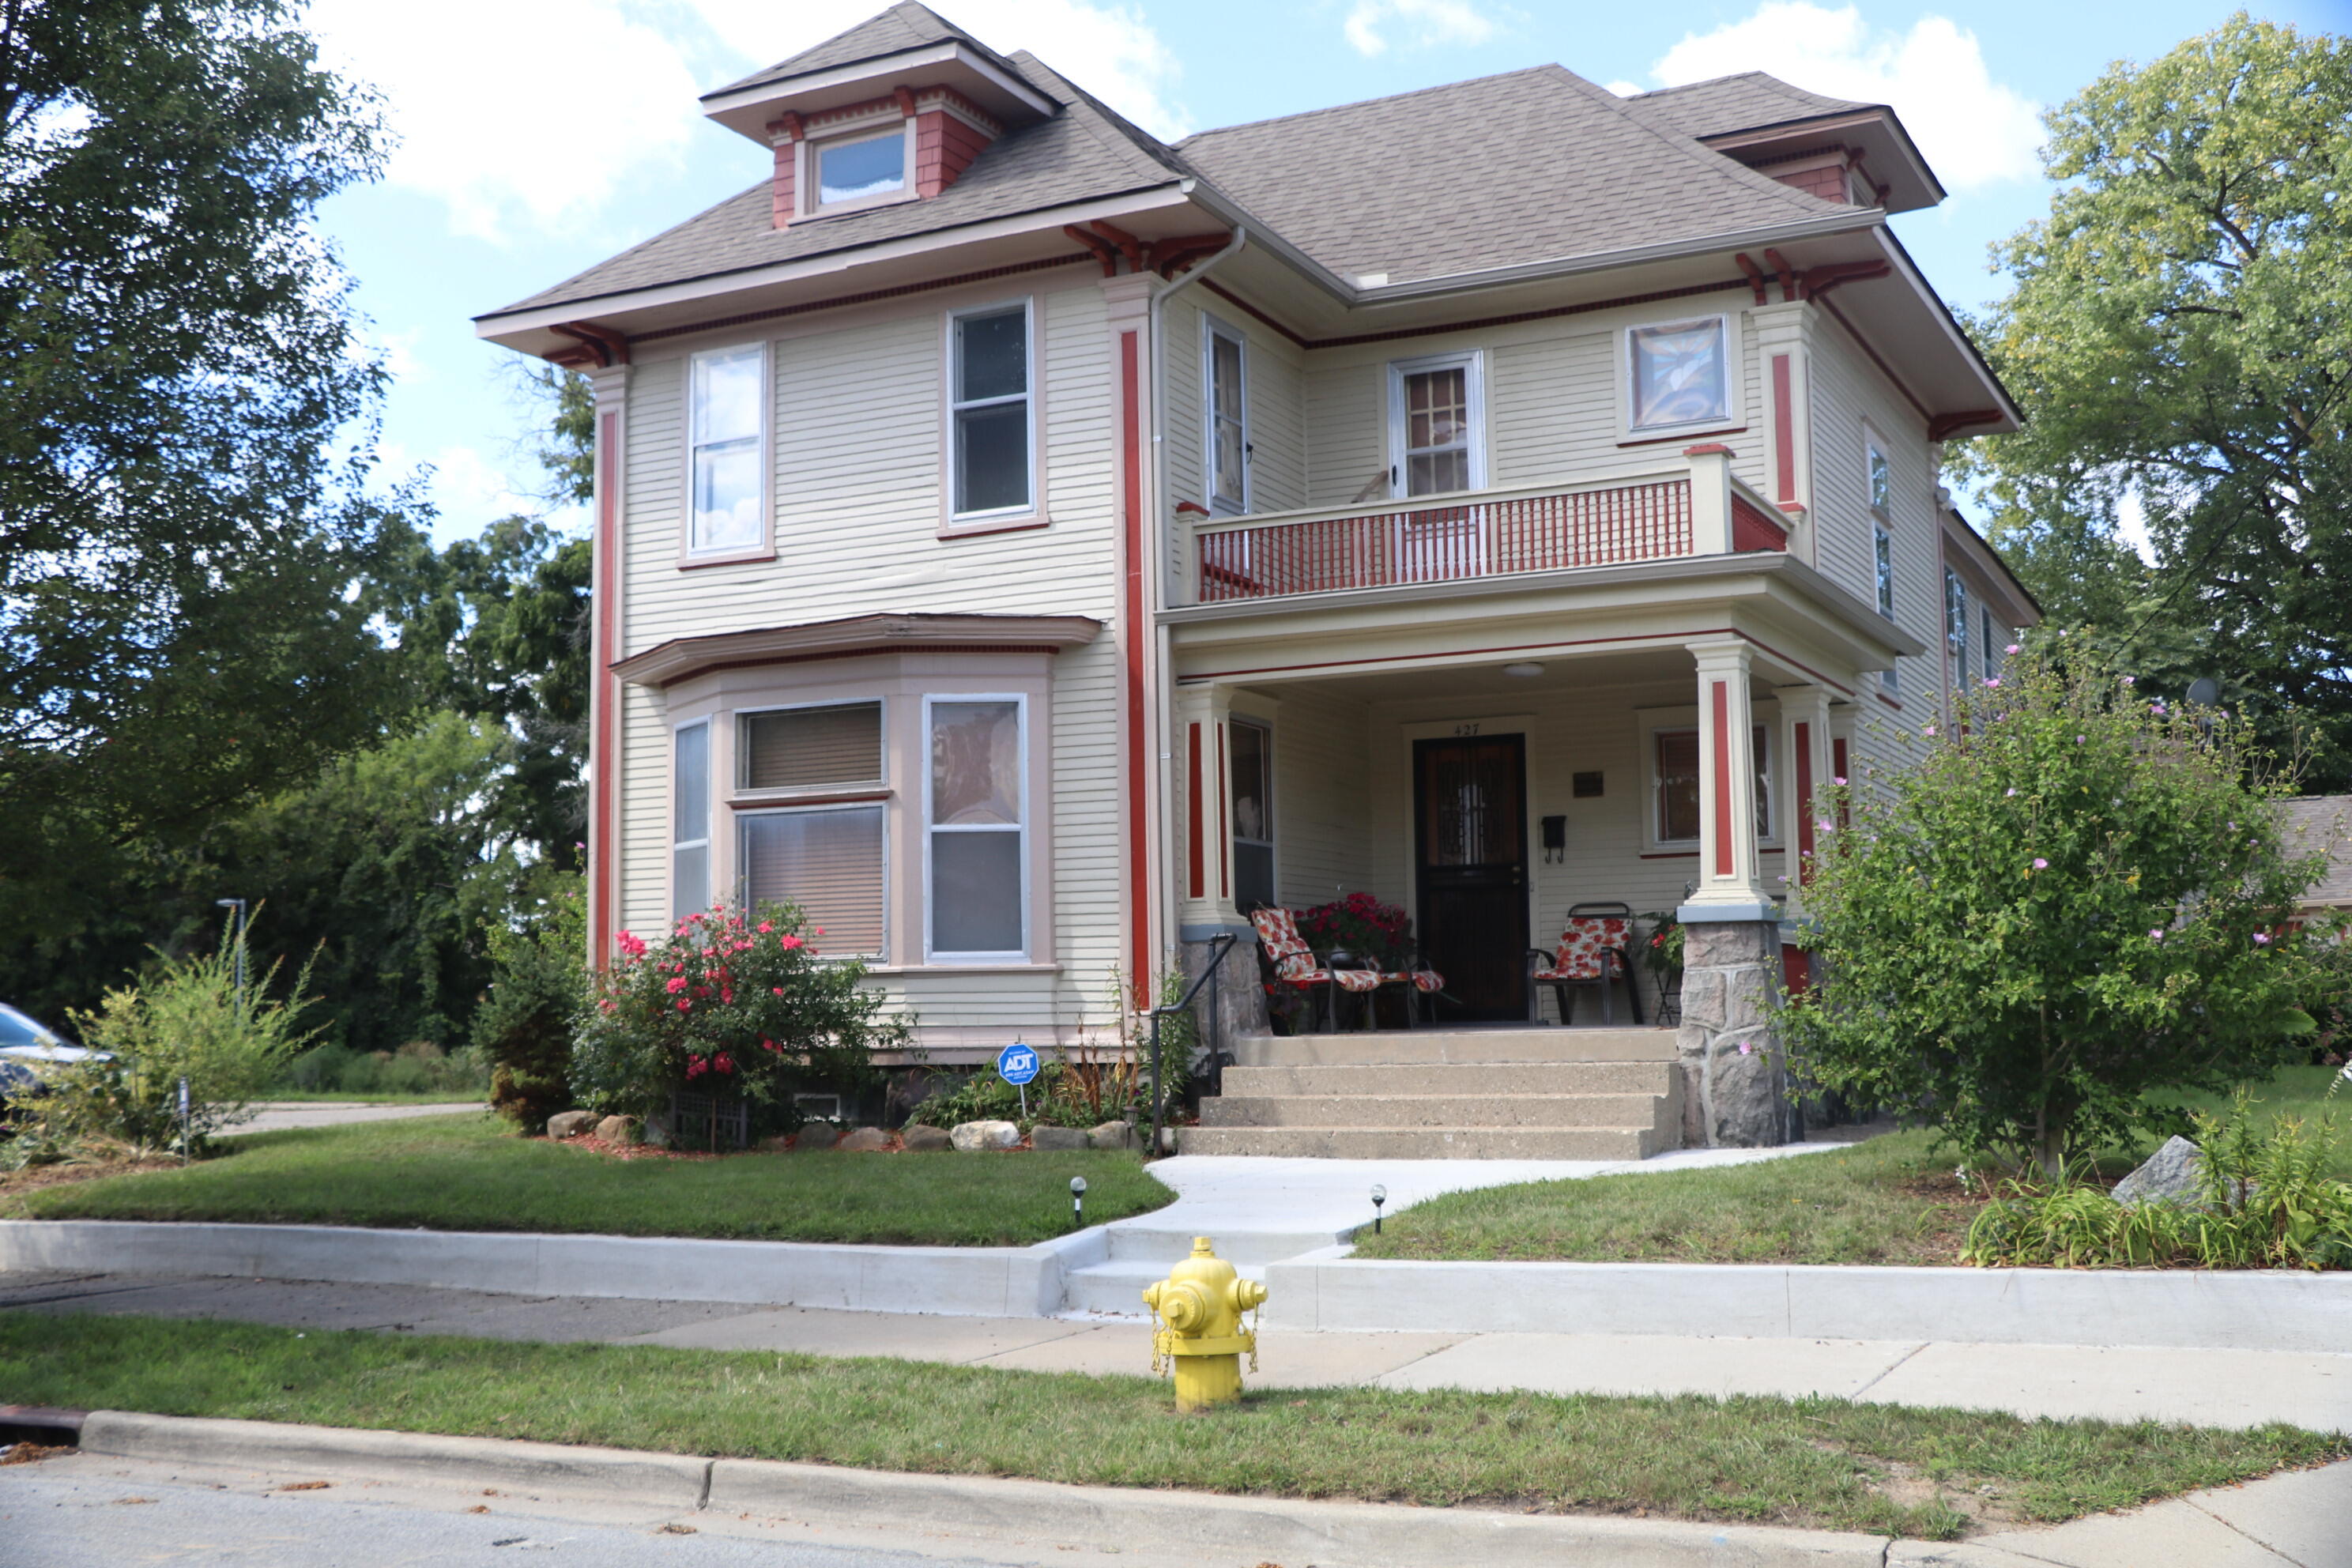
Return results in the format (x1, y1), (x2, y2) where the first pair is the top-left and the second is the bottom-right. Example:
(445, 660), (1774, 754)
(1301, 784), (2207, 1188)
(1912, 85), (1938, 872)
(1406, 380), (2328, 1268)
(569, 901), (909, 1124)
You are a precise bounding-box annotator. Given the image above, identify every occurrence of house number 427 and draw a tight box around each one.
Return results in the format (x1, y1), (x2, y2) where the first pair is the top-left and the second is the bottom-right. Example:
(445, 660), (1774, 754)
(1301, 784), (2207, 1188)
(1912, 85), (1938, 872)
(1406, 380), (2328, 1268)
(1453, 722), (1482, 737)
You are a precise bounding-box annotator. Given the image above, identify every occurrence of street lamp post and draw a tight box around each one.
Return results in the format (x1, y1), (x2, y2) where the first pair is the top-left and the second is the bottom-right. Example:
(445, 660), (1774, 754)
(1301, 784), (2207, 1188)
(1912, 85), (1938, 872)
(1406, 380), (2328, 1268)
(215, 898), (248, 1015)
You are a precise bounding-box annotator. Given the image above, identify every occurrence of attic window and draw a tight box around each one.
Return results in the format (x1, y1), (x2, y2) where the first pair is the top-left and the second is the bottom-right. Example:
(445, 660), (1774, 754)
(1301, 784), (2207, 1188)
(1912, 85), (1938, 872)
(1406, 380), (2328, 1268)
(1627, 316), (1730, 433)
(812, 127), (908, 209)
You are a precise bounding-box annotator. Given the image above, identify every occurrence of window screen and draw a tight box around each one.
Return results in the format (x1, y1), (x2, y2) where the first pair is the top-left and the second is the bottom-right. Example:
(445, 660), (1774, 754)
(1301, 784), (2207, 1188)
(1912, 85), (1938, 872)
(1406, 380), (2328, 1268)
(673, 722), (709, 922)
(929, 699), (1023, 956)
(1629, 318), (1728, 430)
(1208, 330), (1246, 512)
(741, 806), (884, 955)
(1230, 719), (1273, 910)
(741, 703), (882, 791)
(1399, 365), (1472, 496)
(952, 307), (1030, 515)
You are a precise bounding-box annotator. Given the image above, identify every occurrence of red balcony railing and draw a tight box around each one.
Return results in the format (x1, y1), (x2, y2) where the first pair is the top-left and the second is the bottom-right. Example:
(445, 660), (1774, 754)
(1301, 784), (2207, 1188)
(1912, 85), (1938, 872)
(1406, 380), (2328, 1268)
(1195, 476), (1696, 604)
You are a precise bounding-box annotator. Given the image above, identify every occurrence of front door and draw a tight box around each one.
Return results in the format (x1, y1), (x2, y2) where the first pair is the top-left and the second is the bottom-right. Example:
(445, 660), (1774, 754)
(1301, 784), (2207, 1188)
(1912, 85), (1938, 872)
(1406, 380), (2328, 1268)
(1412, 734), (1528, 1021)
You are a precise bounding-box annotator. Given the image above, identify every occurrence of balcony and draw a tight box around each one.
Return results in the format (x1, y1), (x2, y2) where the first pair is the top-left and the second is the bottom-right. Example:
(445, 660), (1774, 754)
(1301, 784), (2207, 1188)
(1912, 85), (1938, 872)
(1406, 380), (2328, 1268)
(1187, 450), (1788, 607)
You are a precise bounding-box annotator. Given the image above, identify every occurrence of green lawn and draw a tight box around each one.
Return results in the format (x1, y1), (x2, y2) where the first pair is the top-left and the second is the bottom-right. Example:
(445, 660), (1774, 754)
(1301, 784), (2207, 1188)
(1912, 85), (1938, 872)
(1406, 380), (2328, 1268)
(1357, 1068), (2351, 1267)
(6, 1313), (2342, 1540)
(4, 1115), (1170, 1246)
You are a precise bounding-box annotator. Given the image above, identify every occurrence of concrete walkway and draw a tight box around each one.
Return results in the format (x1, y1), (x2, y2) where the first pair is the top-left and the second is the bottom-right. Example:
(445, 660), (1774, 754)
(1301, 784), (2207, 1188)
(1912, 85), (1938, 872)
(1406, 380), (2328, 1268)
(8, 1267), (2348, 1433)
(226, 1102), (486, 1136)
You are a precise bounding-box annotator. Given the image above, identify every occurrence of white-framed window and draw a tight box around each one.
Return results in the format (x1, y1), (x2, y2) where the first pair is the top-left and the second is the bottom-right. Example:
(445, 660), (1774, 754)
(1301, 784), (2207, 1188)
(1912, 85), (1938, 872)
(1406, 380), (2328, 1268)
(741, 805), (887, 956)
(948, 301), (1033, 520)
(925, 695), (1027, 959)
(799, 120), (916, 217)
(1645, 715), (1775, 850)
(1388, 352), (1484, 498)
(1204, 318), (1250, 515)
(1873, 523), (1895, 620)
(1866, 434), (1894, 518)
(1982, 607), (2002, 680)
(1229, 718), (1274, 911)
(688, 343), (766, 556)
(1626, 315), (1732, 434)
(739, 701), (884, 793)
(672, 720), (710, 922)
(1946, 568), (1971, 693)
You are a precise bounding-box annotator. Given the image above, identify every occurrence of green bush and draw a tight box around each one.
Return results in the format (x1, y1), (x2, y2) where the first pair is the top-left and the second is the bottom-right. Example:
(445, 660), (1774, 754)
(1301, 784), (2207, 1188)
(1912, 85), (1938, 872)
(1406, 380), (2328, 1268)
(1963, 1093), (2352, 1269)
(46, 919), (317, 1154)
(474, 874), (586, 1128)
(286, 1040), (488, 1097)
(1789, 650), (2323, 1179)
(569, 901), (906, 1124)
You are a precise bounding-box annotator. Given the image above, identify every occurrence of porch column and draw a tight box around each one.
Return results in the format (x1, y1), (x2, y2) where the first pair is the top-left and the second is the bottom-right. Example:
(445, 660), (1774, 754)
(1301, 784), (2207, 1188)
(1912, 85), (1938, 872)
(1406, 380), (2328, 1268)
(1173, 681), (1265, 1043)
(1775, 684), (1835, 920)
(1751, 300), (1814, 567)
(1675, 638), (1792, 1148)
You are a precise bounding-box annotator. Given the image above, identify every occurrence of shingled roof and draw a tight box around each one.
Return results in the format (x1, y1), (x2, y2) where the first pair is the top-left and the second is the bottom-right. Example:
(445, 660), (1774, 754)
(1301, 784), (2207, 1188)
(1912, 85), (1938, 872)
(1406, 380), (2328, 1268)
(706, 1), (1017, 102)
(1172, 65), (1850, 285)
(1626, 73), (1874, 139)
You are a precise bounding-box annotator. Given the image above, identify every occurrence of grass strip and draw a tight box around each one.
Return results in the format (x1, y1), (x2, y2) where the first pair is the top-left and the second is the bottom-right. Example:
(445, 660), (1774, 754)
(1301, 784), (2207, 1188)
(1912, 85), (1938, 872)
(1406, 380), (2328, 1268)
(4, 1116), (1170, 1247)
(6, 1312), (2342, 1541)
(1361, 1068), (2352, 1266)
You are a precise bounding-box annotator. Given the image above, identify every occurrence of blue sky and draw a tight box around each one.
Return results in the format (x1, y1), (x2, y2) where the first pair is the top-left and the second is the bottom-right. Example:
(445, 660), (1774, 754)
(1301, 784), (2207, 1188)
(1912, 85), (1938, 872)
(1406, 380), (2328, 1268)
(301, 0), (2350, 545)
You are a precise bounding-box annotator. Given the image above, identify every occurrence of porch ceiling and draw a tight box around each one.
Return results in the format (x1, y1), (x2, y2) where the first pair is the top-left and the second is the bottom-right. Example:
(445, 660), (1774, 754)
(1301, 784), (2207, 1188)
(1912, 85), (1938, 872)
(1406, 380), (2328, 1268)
(1261, 645), (1699, 706)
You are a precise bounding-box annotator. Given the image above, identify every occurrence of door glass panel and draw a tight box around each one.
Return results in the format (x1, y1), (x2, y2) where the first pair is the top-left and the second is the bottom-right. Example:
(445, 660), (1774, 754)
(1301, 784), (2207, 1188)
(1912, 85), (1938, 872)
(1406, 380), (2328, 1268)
(1400, 367), (1471, 497)
(1211, 334), (1246, 509)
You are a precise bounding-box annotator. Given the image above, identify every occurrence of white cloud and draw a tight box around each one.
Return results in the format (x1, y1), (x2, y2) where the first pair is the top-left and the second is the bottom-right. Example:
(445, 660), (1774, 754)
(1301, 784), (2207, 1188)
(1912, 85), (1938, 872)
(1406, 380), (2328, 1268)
(410, 443), (543, 535)
(1604, 79), (1643, 97)
(685, 0), (1190, 139)
(307, 0), (703, 242)
(1648, 4), (2042, 191)
(1343, 0), (1499, 57)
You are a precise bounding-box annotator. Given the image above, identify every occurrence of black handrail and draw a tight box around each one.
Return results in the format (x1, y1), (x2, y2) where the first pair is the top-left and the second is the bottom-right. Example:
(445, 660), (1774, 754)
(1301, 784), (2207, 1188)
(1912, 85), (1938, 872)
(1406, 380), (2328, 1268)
(1146, 931), (1240, 1159)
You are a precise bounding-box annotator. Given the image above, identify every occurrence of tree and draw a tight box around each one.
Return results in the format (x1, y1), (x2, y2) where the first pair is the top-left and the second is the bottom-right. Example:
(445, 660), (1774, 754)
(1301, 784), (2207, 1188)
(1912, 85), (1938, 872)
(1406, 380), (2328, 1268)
(0, 0), (413, 947)
(1786, 652), (2320, 1179)
(1957, 15), (2352, 782)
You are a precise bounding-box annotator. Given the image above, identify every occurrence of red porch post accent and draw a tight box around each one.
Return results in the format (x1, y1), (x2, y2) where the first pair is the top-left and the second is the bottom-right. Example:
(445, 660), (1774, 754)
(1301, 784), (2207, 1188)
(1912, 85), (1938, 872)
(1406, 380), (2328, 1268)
(1185, 722), (1204, 900)
(1710, 678), (1732, 877)
(1781, 945), (1812, 995)
(1120, 330), (1148, 992)
(1216, 722), (1229, 900)
(1794, 718), (1815, 881)
(1771, 354), (1796, 505)
(589, 409), (620, 967)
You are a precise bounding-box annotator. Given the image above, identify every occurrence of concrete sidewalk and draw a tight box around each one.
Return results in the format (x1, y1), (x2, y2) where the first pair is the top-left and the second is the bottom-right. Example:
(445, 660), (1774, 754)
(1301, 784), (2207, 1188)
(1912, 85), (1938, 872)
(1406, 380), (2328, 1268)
(226, 1101), (487, 1135)
(8, 1267), (2349, 1432)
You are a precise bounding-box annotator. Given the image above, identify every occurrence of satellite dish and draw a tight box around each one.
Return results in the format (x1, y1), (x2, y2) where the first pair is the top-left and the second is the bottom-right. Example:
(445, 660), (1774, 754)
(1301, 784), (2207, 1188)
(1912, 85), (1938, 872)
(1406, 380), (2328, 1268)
(2185, 677), (2222, 707)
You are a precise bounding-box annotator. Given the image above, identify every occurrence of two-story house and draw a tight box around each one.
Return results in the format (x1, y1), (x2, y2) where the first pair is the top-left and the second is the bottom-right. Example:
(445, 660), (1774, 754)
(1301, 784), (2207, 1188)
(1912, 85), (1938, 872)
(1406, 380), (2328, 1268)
(476, 2), (2037, 1152)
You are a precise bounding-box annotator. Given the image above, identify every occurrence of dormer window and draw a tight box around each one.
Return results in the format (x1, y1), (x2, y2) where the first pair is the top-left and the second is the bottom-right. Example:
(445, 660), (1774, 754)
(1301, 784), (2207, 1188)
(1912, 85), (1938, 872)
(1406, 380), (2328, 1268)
(816, 128), (907, 208)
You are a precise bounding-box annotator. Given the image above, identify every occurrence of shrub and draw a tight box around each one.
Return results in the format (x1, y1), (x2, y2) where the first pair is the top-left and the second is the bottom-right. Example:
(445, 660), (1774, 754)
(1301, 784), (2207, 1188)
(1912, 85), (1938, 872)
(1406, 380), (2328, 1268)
(1788, 651), (2323, 1179)
(569, 902), (906, 1124)
(1963, 1094), (2352, 1269)
(47, 919), (317, 1154)
(286, 1040), (488, 1098)
(474, 873), (587, 1128)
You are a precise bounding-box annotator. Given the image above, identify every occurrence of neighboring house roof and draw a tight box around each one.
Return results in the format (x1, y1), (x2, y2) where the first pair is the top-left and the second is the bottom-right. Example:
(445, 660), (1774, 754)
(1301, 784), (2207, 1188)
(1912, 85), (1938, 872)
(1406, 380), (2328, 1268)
(1173, 65), (1849, 287)
(2284, 796), (2352, 908)
(707, 1), (1014, 101)
(488, 50), (1185, 320)
(1625, 73), (1871, 138)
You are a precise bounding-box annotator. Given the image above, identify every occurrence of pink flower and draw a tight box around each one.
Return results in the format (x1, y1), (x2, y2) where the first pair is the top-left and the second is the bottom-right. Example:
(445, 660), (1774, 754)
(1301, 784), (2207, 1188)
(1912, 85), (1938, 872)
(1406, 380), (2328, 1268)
(1815, 817), (1835, 833)
(1922, 724), (1938, 737)
(2004, 644), (2021, 655)
(1832, 775), (1847, 786)
(720, 989), (733, 1004)
(2121, 675), (2136, 687)
(615, 931), (646, 959)
(2150, 929), (2165, 941)
(1737, 1041), (1753, 1056)
(756, 922), (772, 933)
(676, 999), (692, 1012)
(778, 934), (805, 951)
(2031, 858), (2049, 870)
(713, 1053), (735, 1074)
(772, 986), (784, 996)
(665, 976), (688, 993)
(1983, 678), (2001, 688)
(2005, 787), (2018, 797)
(2254, 932), (2272, 946)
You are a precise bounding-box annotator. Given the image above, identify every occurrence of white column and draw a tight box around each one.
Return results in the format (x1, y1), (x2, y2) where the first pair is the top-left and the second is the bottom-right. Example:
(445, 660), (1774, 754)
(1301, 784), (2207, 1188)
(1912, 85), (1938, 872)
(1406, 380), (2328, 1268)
(1749, 300), (1814, 567)
(1776, 684), (1835, 920)
(1685, 443), (1732, 555)
(1679, 639), (1772, 920)
(1173, 682), (1246, 935)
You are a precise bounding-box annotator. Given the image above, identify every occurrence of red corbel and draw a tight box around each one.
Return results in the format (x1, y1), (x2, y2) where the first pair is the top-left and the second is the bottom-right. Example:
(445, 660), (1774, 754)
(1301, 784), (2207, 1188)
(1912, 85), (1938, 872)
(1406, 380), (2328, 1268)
(1734, 252), (1769, 305)
(1064, 224), (1121, 277)
(1762, 247), (1800, 302)
(550, 322), (630, 369)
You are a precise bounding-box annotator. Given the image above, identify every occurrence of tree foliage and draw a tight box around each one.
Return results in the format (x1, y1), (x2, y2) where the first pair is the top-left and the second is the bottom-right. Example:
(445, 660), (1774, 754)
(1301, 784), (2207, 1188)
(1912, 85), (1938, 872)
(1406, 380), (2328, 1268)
(1786, 652), (2320, 1178)
(0, 0), (414, 941)
(1958, 14), (2352, 781)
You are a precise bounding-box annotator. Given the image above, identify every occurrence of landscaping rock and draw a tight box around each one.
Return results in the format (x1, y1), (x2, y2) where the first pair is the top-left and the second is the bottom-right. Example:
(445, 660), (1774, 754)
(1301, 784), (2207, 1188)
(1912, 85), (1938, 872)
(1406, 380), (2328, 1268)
(950, 1119), (1020, 1152)
(756, 1134), (793, 1153)
(900, 1124), (952, 1152)
(1087, 1121), (1134, 1152)
(836, 1126), (888, 1152)
(642, 1114), (669, 1148)
(1031, 1125), (1087, 1152)
(547, 1110), (594, 1140)
(593, 1114), (639, 1145)
(797, 1124), (842, 1152)
(2111, 1136), (2242, 1208)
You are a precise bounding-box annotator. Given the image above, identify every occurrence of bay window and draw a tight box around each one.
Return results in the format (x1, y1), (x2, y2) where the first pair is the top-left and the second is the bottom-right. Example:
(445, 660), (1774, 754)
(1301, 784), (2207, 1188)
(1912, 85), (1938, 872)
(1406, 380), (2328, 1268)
(741, 806), (886, 956)
(672, 722), (710, 921)
(926, 696), (1027, 959)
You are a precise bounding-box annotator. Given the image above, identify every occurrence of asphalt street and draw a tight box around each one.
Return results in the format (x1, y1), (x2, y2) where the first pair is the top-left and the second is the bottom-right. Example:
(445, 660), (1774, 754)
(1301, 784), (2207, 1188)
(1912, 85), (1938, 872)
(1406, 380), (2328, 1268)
(0, 1450), (1184, 1568)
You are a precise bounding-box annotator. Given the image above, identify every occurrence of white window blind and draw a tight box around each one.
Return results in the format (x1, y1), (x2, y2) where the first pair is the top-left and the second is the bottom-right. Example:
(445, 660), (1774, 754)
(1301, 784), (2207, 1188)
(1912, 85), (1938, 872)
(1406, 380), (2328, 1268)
(741, 806), (885, 955)
(741, 703), (882, 791)
(672, 722), (709, 922)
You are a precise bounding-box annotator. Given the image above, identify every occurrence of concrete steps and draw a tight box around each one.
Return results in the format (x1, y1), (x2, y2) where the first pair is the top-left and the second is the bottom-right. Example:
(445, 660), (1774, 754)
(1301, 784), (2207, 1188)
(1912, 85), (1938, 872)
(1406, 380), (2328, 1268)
(1193, 1027), (1683, 1159)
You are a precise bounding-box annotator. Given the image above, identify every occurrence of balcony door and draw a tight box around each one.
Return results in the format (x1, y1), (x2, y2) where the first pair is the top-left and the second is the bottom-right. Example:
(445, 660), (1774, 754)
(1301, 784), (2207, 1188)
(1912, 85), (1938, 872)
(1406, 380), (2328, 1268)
(1388, 353), (1487, 582)
(1412, 733), (1527, 1021)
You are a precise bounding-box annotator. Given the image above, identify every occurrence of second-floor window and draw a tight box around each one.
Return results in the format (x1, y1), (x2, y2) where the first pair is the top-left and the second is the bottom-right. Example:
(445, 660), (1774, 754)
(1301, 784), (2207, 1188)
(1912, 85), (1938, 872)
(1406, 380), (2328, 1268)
(1390, 352), (1483, 497)
(1627, 316), (1729, 432)
(1206, 321), (1249, 514)
(688, 344), (765, 556)
(1874, 523), (1894, 620)
(1946, 569), (1971, 692)
(950, 303), (1032, 519)
(1982, 606), (2003, 680)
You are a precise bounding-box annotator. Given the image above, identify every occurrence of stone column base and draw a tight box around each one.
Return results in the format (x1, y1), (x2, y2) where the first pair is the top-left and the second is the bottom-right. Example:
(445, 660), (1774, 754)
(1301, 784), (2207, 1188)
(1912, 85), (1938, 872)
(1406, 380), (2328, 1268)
(1675, 918), (1796, 1148)
(1179, 927), (1266, 1063)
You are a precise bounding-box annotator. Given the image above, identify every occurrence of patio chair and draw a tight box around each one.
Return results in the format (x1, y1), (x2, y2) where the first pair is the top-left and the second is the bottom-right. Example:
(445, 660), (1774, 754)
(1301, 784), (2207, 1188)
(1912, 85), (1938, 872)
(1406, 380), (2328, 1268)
(1528, 902), (1642, 1026)
(1249, 906), (1382, 1032)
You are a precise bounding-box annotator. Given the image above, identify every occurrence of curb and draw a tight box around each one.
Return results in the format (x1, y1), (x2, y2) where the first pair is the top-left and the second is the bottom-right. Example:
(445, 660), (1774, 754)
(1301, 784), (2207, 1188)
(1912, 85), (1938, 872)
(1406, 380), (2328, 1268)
(75, 1409), (1895, 1567)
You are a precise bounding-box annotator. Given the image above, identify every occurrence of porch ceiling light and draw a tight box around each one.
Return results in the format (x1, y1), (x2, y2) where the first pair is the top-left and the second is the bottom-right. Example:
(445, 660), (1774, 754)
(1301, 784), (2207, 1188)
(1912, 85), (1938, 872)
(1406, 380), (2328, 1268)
(1501, 662), (1546, 679)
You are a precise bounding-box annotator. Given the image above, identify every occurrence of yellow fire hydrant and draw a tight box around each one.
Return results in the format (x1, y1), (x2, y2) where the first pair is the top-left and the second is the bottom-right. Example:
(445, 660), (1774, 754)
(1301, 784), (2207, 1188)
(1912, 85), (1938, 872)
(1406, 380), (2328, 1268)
(1142, 1237), (1267, 1412)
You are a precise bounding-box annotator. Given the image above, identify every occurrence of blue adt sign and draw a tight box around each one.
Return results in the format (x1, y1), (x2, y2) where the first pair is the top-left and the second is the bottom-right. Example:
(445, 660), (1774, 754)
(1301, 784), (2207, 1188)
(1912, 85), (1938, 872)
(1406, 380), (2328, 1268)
(995, 1042), (1040, 1087)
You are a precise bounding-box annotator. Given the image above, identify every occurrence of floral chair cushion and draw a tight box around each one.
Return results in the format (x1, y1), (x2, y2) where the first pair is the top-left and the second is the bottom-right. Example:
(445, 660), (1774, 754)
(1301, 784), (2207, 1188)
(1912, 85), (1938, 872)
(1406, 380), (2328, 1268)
(1250, 906), (1310, 962)
(1381, 967), (1446, 993)
(1533, 917), (1631, 983)
(1256, 907), (1381, 990)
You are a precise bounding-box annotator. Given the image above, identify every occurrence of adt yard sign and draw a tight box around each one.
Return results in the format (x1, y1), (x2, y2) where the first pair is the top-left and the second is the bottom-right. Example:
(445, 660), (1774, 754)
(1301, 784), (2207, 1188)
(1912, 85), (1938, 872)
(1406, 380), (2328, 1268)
(996, 1042), (1040, 1086)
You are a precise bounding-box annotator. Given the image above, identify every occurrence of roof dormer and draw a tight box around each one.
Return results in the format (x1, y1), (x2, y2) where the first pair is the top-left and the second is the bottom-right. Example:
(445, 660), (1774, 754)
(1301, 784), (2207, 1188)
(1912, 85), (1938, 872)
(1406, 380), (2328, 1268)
(698, 2), (1057, 228)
